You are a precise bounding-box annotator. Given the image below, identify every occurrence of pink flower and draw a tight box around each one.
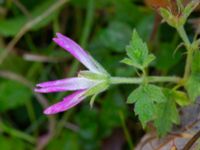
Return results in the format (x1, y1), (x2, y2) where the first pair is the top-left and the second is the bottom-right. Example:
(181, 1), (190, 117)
(35, 33), (109, 115)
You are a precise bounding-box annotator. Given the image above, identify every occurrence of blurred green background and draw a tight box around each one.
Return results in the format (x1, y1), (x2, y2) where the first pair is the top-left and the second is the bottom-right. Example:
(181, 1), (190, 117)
(0, 0), (197, 149)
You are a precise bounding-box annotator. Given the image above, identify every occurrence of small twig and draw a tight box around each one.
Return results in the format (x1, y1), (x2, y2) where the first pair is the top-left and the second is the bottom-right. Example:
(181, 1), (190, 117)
(0, 0), (69, 65)
(23, 53), (68, 63)
(65, 122), (80, 132)
(137, 133), (157, 150)
(80, 0), (95, 48)
(182, 130), (200, 150)
(0, 121), (36, 144)
(12, 0), (32, 19)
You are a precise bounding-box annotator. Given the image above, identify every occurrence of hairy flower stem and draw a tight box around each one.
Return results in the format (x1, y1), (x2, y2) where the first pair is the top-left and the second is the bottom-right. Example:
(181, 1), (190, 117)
(177, 26), (191, 46)
(176, 26), (193, 81)
(110, 76), (181, 84)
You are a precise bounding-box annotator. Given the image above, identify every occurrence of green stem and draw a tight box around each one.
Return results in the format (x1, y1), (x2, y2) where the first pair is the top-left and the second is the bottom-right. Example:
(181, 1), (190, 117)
(176, 26), (193, 80)
(0, 121), (36, 144)
(142, 68), (148, 85)
(119, 111), (134, 150)
(184, 46), (193, 80)
(176, 26), (191, 47)
(80, 0), (95, 48)
(25, 101), (36, 130)
(110, 76), (181, 84)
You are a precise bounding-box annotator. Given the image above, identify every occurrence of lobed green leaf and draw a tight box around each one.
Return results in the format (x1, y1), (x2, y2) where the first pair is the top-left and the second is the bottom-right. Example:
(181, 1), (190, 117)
(155, 89), (180, 136)
(128, 84), (166, 127)
(124, 30), (155, 70)
(186, 51), (200, 102)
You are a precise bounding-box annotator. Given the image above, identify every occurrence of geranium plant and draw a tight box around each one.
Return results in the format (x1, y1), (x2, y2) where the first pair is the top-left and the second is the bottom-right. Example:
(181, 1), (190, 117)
(35, 0), (200, 136)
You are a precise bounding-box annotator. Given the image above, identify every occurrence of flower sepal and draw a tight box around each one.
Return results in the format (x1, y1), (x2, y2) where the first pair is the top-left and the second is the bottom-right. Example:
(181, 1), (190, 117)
(159, 1), (199, 28)
(182, 0), (199, 22)
(159, 8), (184, 28)
(84, 81), (109, 97)
(84, 81), (109, 107)
(78, 71), (110, 81)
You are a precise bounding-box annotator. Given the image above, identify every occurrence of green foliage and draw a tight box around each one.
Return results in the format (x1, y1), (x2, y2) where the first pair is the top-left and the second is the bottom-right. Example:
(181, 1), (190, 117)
(0, 0), (58, 37)
(122, 30), (155, 70)
(191, 51), (200, 74)
(155, 43), (182, 72)
(182, 0), (199, 21)
(0, 80), (32, 112)
(172, 90), (190, 106)
(186, 75), (200, 102)
(84, 81), (109, 97)
(186, 51), (200, 102)
(73, 88), (127, 149)
(160, 0), (199, 28)
(47, 131), (80, 150)
(127, 84), (166, 127)
(0, 54), (30, 74)
(92, 21), (132, 52)
(128, 86), (181, 136)
(159, 8), (176, 27)
(78, 71), (108, 80)
(155, 89), (180, 136)
(0, 0), (199, 148)
(75, 106), (100, 149)
(99, 88), (127, 137)
(136, 14), (154, 41)
(0, 136), (27, 150)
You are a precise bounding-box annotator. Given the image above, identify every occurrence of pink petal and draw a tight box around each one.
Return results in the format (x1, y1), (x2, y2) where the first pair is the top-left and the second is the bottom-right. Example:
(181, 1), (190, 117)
(44, 90), (86, 115)
(53, 33), (106, 74)
(34, 77), (95, 93)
